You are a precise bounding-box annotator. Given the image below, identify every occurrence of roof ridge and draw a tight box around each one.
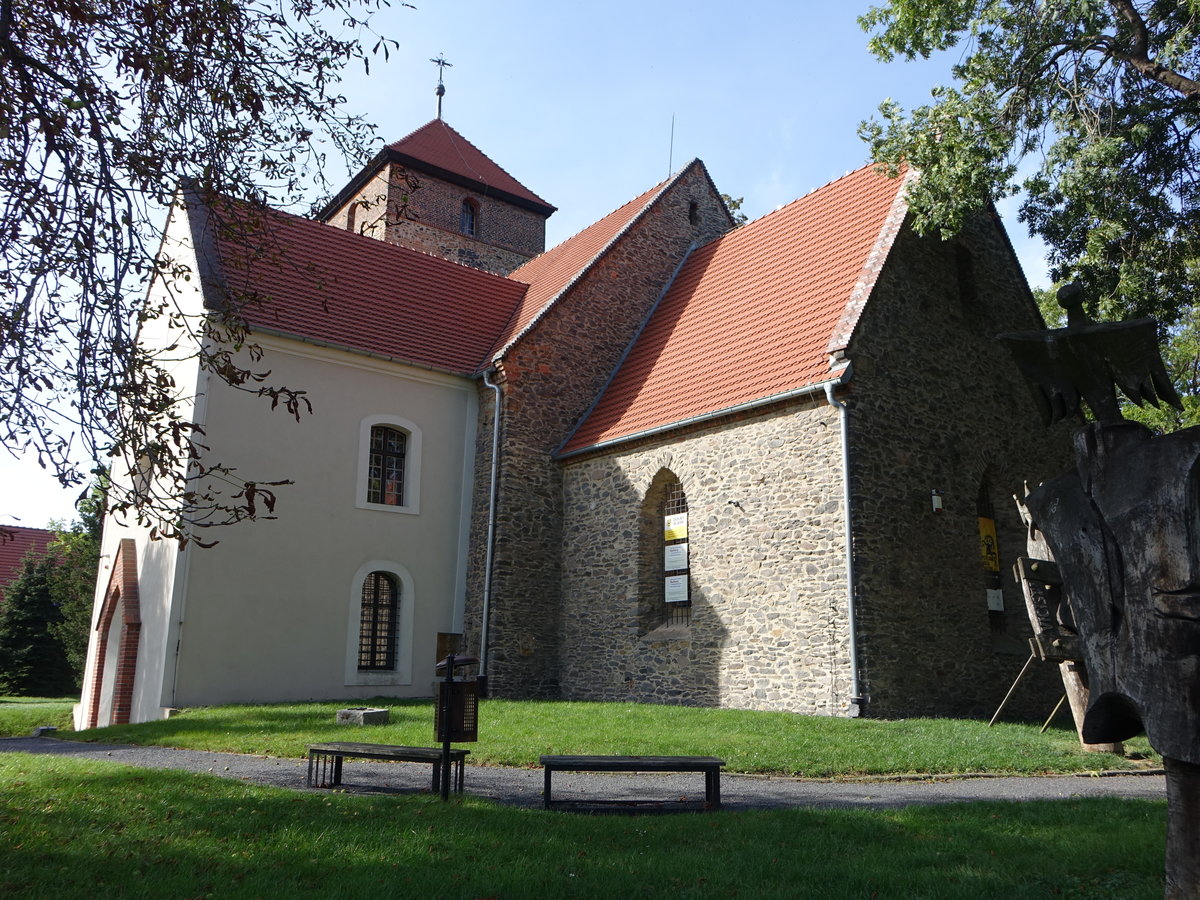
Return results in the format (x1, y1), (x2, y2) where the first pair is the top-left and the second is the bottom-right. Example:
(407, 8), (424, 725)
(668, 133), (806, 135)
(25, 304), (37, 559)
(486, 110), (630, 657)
(489, 161), (701, 365)
(387, 119), (553, 209)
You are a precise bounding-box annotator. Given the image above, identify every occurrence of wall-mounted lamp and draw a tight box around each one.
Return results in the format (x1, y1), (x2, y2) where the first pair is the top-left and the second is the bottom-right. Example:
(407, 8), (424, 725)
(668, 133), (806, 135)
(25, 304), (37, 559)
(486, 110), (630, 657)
(931, 489), (944, 514)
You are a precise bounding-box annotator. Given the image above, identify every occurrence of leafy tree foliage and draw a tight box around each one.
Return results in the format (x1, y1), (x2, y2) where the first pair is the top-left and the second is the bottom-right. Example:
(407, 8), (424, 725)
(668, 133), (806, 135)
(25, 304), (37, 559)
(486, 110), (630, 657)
(859, 0), (1200, 407)
(721, 193), (749, 225)
(0, 0), (400, 542)
(0, 482), (104, 693)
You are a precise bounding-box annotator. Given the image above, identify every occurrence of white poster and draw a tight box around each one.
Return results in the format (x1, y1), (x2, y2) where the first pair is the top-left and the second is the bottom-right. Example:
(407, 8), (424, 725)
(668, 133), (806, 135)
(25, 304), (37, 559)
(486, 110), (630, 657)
(664, 575), (689, 604)
(986, 588), (1005, 612)
(663, 513), (688, 541)
(664, 543), (689, 572)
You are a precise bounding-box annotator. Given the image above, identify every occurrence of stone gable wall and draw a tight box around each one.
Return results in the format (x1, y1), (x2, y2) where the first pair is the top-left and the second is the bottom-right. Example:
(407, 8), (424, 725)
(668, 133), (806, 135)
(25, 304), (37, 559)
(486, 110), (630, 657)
(556, 398), (856, 713)
(845, 211), (1074, 719)
(462, 163), (733, 696)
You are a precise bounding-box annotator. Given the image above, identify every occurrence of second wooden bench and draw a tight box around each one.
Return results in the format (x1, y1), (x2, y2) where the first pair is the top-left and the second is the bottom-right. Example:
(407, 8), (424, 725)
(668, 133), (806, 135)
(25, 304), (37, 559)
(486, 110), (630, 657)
(540, 754), (725, 809)
(307, 742), (469, 794)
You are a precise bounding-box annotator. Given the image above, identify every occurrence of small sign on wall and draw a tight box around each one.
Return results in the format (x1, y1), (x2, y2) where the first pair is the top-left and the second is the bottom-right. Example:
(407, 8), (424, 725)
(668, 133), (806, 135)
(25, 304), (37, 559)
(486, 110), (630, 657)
(986, 588), (1005, 612)
(664, 513), (688, 541)
(664, 575), (689, 604)
(664, 543), (689, 572)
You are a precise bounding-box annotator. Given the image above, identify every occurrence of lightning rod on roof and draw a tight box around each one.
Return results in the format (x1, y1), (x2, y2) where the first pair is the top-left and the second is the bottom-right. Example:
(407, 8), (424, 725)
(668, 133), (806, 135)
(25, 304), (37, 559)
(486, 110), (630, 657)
(668, 113), (675, 177)
(431, 54), (453, 119)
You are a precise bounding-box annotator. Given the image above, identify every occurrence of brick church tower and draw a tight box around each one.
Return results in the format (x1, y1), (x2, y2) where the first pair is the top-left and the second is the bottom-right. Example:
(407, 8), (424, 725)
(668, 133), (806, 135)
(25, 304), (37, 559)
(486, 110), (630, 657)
(318, 119), (556, 275)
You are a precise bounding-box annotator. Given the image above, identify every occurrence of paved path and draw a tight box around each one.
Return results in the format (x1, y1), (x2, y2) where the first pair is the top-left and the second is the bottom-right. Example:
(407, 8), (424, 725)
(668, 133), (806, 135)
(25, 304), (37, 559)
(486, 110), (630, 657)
(1, 736), (1167, 812)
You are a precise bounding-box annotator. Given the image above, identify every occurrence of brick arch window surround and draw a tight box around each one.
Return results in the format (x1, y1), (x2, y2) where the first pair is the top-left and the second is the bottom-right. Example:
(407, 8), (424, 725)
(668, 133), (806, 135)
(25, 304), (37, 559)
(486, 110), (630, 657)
(85, 538), (141, 728)
(638, 469), (692, 632)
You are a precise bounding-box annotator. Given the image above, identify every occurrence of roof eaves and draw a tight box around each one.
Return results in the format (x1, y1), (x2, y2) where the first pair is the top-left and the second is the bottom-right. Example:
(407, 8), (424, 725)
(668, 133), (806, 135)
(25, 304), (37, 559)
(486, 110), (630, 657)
(314, 148), (389, 221)
(488, 160), (701, 366)
(555, 367), (852, 461)
(388, 150), (557, 216)
(181, 188), (230, 313)
(824, 167), (914, 363)
(247, 323), (478, 379)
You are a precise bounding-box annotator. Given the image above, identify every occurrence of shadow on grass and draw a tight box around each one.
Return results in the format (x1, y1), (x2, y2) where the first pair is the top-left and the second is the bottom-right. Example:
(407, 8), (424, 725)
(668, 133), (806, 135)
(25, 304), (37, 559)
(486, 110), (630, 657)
(0, 754), (1166, 899)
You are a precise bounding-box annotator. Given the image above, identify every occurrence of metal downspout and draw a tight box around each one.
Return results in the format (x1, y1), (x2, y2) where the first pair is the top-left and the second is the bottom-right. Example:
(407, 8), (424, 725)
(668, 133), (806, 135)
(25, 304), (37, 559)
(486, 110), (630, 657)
(477, 368), (503, 698)
(824, 380), (864, 714)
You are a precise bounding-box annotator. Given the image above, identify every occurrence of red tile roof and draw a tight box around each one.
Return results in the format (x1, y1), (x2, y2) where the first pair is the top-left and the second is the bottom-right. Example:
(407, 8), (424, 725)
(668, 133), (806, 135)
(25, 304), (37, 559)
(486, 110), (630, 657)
(559, 164), (909, 455)
(489, 173), (680, 360)
(0, 526), (55, 604)
(199, 200), (529, 376)
(388, 120), (554, 212)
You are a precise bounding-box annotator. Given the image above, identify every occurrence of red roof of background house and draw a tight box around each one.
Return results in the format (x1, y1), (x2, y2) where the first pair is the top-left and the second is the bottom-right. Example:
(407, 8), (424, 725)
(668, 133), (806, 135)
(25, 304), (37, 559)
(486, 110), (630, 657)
(201, 201), (530, 376)
(388, 120), (554, 211)
(559, 164), (909, 454)
(0, 526), (55, 604)
(490, 174), (680, 360)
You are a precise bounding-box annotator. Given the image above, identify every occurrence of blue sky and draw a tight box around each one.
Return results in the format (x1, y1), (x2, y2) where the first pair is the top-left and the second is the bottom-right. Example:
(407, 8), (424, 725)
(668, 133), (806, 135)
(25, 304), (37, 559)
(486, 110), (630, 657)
(2, 1), (1051, 528)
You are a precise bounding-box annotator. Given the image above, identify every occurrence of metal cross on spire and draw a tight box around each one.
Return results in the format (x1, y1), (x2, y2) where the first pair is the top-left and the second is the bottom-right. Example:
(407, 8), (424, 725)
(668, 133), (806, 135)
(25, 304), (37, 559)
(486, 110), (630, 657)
(431, 54), (453, 119)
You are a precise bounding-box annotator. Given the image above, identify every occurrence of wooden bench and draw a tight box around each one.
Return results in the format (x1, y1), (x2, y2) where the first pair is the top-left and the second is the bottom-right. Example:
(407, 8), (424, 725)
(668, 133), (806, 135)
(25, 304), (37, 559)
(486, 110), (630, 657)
(307, 742), (469, 794)
(539, 755), (725, 810)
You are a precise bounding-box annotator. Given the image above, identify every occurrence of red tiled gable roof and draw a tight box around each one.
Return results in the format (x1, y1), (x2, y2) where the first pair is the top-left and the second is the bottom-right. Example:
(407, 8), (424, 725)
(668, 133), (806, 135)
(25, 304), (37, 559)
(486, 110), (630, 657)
(489, 173), (680, 360)
(388, 119), (554, 211)
(560, 164), (909, 455)
(198, 200), (529, 375)
(0, 526), (54, 603)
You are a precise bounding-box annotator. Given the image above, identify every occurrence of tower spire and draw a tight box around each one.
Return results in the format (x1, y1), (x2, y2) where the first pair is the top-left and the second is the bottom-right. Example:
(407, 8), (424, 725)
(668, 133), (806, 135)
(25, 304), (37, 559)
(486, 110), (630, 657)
(430, 54), (453, 119)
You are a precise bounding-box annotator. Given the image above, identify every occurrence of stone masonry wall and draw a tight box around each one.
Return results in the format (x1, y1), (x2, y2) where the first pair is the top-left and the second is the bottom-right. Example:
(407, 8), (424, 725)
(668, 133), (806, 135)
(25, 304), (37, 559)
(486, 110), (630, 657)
(846, 211), (1075, 720)
(557, 399), (855, 714)
(461, 162), (733, 697)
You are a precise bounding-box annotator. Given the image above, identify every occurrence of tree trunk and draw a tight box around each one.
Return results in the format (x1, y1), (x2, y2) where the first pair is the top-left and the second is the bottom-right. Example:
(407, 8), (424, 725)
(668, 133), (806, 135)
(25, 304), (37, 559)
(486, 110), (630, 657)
(1164, 756), (1200, 899)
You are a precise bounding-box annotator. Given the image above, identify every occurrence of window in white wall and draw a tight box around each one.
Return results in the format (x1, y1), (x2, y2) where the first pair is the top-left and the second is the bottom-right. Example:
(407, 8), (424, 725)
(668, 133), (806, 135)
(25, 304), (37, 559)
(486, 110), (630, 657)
(345, 561), (415, 686)
(356, 415), (422, 514)
(358, 571), (399, 670)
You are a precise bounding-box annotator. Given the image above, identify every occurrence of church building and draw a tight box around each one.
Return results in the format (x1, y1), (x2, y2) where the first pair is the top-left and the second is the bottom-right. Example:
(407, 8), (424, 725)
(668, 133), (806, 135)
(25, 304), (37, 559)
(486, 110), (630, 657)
(76, 116), (1070, 729)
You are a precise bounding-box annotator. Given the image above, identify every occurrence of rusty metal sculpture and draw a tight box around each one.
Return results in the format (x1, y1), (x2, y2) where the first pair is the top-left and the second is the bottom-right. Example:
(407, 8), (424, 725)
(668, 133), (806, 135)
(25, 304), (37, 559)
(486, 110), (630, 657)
(1001, 284), (1198, 899)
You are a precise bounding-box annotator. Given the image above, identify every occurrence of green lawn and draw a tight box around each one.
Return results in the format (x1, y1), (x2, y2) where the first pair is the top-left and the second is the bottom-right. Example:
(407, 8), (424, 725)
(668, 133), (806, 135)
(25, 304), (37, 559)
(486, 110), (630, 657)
(0, 753), (1166, 898)
(15, 696), (1159, 777)
(0, 696), (76, 736)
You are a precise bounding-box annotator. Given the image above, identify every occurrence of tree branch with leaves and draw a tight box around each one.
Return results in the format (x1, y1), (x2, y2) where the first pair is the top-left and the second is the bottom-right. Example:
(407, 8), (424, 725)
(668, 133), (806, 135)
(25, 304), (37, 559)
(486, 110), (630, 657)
(0, 0), (405, 543)
(859, 0), (1200, 429)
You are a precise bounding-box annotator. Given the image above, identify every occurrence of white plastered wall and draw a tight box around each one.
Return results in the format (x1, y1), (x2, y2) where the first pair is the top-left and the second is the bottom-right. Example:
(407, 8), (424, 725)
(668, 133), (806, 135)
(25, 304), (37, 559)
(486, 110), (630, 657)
(167, 334), (477, 708)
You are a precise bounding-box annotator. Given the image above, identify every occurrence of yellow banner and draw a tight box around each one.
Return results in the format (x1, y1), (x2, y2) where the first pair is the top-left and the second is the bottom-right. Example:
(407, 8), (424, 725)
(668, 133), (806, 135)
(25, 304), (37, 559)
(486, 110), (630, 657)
(978, 517), (1000, 572)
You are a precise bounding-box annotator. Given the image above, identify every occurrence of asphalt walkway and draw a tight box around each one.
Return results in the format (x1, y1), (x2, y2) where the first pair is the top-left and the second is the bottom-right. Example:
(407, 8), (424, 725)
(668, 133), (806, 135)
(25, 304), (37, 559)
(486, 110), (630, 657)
(2, 735), (1167, 812)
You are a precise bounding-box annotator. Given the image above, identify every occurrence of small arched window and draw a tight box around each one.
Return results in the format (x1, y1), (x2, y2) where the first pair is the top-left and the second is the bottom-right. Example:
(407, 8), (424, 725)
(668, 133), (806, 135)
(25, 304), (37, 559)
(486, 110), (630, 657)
(358, 571), (399, 670)
(639, 469), (691, 632)
(460, 199), (478, 237)
(367, 425), (407, 506)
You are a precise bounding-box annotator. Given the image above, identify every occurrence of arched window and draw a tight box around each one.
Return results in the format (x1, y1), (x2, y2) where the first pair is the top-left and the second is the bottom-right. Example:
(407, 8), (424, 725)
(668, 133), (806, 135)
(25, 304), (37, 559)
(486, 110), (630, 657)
(639, 469), (691, 632)
(358, 571), (399, 670)
(367, 425), (407, 506)
(356, 415), (422, 514)
(460, 198), (478, 237)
